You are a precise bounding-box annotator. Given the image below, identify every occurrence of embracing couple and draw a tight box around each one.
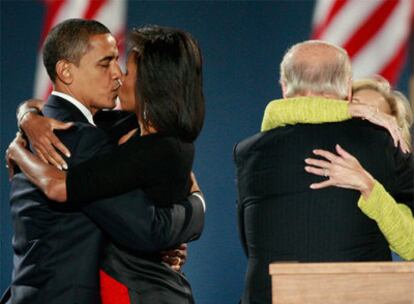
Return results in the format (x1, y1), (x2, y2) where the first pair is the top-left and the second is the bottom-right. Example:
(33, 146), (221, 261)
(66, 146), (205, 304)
(3, 19), (205, 304)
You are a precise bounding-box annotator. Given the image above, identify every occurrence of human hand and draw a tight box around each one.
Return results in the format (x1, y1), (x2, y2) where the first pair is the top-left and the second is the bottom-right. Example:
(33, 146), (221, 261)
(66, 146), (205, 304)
(5, 132), (27, 179)
(161, 243), (188, 272)
(348, 103), (409, 153)
(20, 113), (73, 170)
(189, 172), (201, 193)
(304, 144), (375, 199)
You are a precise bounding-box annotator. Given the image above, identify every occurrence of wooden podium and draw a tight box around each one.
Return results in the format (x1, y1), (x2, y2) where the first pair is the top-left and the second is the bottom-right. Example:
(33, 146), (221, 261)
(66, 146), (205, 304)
(269, 262), (414, 304)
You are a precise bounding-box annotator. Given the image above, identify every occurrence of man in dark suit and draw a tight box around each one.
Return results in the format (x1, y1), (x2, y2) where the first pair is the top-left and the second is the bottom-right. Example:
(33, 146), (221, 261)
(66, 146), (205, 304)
(234, 40), (414, 303)
(2, 19), (204, 304)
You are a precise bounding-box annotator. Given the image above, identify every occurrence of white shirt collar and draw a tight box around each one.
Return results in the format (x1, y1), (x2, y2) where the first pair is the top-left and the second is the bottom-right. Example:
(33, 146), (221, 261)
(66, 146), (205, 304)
(51, 91), (95, 126)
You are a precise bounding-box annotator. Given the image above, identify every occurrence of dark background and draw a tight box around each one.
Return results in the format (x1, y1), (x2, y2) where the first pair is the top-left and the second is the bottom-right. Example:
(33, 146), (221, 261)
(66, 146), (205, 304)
(1, 1), (412, 303)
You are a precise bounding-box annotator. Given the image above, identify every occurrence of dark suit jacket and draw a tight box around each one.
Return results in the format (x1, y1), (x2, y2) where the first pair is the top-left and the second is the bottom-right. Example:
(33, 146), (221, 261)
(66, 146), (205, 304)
(234, 119), (414, 304)
(4, 95), (204, 304)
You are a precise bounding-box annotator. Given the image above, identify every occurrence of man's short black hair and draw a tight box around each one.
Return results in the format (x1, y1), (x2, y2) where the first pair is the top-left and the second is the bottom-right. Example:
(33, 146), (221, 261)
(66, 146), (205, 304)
(43, 18), (110, 82)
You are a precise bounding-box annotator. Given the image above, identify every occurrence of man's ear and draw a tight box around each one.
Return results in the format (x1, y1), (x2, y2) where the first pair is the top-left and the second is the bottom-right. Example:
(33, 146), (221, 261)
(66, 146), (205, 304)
(281, 80), (287, 98)
(56, 60), (73, 85)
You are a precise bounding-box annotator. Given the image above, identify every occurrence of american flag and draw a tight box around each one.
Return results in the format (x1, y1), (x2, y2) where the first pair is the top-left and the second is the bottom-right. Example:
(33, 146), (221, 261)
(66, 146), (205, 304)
(311, 0), (413, 85)
(33, 0), (127, 100)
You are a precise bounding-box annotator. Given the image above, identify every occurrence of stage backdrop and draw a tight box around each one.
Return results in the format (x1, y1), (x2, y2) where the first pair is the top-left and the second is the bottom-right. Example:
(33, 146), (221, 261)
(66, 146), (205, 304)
(1, 1), (412, 303)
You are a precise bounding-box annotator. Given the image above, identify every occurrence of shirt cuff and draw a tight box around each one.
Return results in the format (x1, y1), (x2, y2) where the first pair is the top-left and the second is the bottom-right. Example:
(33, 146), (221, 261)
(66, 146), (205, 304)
(191, 191), (206, 212)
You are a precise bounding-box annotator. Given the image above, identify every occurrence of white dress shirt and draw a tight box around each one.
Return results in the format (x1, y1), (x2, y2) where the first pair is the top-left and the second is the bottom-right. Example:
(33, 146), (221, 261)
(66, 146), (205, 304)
(51, 91), (95, 126)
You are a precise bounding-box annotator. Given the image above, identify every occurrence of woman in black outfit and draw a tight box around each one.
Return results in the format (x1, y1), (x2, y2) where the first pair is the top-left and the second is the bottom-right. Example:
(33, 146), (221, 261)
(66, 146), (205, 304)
(66, 26), (204, 208)
(7, 26), (205, 304)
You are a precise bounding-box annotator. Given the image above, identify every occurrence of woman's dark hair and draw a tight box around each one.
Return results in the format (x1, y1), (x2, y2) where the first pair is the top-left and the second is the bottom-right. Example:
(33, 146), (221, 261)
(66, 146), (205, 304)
(128, 25), (205, 142)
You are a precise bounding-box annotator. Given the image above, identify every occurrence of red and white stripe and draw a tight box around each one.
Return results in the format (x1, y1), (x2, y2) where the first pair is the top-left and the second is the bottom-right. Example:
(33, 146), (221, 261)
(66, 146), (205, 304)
(312, 0), (413, 85)
(34, 0), (127, 100)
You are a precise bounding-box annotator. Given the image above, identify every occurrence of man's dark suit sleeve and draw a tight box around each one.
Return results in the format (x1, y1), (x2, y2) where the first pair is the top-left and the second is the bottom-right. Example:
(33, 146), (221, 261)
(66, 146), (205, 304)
(82, 191), (205, 252)
(234, 143), (249, 257)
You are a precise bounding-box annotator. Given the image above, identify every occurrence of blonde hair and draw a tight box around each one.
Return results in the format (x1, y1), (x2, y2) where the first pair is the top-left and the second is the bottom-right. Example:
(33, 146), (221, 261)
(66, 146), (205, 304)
(353, 77), (413, 150)
(280, 40), (352, 99)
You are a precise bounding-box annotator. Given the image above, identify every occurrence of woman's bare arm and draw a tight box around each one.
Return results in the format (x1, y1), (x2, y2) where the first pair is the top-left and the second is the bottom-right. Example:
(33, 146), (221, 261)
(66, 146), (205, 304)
(7, 133), (67, 202)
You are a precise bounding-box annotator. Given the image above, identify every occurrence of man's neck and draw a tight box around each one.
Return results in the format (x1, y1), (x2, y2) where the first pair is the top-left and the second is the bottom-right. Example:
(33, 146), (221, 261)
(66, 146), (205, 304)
(53, 84), (95, 114)
(51, 90), (96, 126)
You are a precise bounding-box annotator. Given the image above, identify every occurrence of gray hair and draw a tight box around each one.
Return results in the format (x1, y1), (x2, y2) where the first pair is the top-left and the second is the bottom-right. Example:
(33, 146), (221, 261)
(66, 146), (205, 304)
(280, 40), (352, 99)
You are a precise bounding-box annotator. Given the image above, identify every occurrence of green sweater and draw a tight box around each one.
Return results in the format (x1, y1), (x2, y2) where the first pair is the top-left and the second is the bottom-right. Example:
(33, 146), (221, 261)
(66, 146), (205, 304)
(261, 96), (414, 260)
(261, 96), (351, 131)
